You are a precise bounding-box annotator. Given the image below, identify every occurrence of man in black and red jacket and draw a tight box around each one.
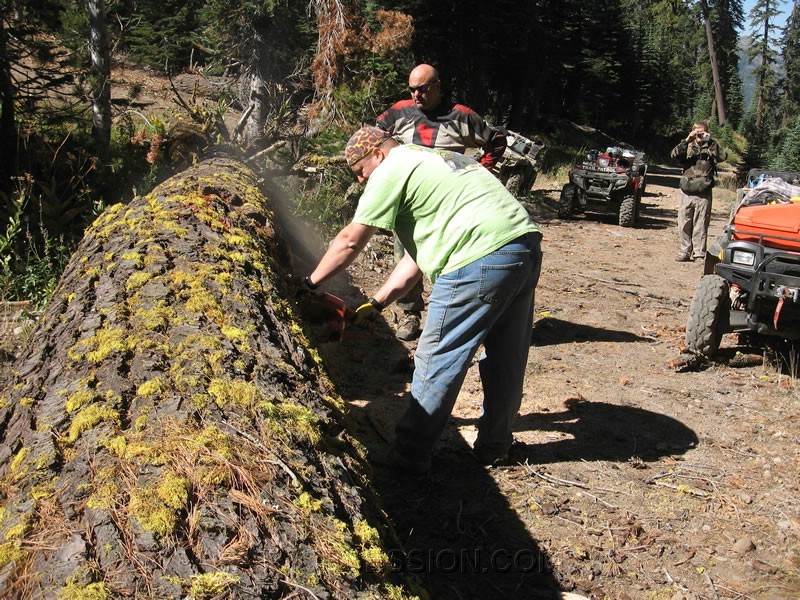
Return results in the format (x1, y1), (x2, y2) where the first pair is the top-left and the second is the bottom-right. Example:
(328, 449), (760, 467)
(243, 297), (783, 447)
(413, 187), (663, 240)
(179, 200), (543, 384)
(376, 63), (507, 340)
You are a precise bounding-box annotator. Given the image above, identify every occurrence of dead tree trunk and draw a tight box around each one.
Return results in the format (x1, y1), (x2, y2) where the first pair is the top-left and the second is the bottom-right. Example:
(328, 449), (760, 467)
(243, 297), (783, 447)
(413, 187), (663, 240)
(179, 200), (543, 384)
(700, 0), (727, 126)
(0, 157), (406, 598)
(87, 0), (112, 159)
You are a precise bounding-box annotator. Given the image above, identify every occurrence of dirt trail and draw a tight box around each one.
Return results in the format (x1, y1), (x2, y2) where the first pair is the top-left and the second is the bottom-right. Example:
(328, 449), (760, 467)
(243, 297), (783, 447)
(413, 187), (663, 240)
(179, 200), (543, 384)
(314, 164), (800, 599)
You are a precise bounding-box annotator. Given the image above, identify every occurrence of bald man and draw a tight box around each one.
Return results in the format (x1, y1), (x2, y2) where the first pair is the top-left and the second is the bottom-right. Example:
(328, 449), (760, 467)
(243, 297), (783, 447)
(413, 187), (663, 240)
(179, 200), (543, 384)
(376, 64), (507, 340)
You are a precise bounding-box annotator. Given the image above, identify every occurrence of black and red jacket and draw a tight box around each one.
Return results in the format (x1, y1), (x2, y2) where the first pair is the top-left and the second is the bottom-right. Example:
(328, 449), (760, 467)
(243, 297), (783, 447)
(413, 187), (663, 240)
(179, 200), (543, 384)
(376, 99), (506, 170)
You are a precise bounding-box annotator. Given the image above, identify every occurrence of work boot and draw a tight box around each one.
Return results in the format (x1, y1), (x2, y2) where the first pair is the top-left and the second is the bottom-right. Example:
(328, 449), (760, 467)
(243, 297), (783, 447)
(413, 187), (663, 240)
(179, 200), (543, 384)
(396, 312), (421, 341)
(471, 441), (527, 468)
(370, 446), (430, 475)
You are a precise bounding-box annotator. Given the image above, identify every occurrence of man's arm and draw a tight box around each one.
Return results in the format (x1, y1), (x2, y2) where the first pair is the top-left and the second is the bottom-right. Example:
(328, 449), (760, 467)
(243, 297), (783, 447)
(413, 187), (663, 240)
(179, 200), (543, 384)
(376, 99), (415, 135)
(670, 140), (688, 161)
(478, 126), (507, 170)
(452, 104), (507, 169)
(308, 223), (378, 287)
(370, 252), (423, 308)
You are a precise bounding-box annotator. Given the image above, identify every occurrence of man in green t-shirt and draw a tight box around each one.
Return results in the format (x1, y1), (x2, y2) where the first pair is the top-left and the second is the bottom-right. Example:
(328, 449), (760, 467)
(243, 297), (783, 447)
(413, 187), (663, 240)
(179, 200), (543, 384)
(301, 126), (542, 473)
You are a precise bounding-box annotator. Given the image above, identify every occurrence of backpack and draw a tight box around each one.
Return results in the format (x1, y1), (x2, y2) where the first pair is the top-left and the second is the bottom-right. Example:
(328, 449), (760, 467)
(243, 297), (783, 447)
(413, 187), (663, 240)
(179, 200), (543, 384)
(679, 157), (715, 194)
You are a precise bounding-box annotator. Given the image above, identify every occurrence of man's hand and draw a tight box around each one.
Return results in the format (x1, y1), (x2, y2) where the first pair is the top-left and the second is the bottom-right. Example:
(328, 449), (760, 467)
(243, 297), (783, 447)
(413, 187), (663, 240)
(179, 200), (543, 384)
(354, 298), (384, 326)
(297, 276), (319, 300)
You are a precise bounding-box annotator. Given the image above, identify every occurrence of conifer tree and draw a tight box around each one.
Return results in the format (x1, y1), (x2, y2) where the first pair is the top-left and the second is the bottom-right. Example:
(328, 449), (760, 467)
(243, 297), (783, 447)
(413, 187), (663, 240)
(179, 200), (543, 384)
(0, 1), (74, 193)
(775, 116), (800, 169)
(781, 1), (800, 127)
(118, 0), (205, 71)
(0, 12), (15, 190)
(700, 0), (728, 123)
(746, 0), (785, 131)
(706, 0), (746, 127)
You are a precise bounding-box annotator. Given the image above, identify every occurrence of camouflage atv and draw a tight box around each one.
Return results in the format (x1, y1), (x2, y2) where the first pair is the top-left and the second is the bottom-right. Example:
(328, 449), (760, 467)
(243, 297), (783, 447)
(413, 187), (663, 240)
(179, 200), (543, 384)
(558, 147), (647, 227)
(491, 130), (546, 197)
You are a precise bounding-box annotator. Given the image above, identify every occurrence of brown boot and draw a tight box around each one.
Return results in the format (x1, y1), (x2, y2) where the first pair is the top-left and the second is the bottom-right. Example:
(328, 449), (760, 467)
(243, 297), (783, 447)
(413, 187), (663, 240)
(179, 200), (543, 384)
(396, 312), (421, 341)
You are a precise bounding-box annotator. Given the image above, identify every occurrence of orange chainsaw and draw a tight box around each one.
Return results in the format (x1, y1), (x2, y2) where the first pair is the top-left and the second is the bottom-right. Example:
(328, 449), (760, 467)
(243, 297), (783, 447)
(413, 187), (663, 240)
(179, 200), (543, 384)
(298, 291), (375, 342)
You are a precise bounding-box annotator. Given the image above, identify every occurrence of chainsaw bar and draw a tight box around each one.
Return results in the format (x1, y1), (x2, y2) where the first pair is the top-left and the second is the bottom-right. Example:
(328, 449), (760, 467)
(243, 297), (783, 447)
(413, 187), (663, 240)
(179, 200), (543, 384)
(298, 292), (375, 342)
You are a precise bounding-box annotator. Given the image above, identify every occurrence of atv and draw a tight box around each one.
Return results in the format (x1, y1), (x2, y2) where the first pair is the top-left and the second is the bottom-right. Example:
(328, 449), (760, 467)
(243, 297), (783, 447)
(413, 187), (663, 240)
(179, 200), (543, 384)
(558, 146), (647, 227)
(686, 169), (800, 355)
(491, 130), (546, 197)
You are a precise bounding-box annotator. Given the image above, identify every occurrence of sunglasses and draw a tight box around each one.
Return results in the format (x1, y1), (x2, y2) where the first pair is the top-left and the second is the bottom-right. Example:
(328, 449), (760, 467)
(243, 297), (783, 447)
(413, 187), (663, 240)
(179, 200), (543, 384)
(408, 83), (435, 94)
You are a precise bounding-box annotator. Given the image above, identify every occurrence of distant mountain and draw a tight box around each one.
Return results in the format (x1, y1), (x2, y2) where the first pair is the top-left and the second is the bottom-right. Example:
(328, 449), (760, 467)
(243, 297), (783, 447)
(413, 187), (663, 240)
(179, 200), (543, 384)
(738, 35), (786, 112)
(739, 36), (757, 109)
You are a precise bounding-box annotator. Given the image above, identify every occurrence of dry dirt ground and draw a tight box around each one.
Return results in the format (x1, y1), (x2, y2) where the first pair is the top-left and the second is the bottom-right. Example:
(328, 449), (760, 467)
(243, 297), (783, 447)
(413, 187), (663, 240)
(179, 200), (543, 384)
(3, 67), (798, 598)
(307, 166), (800, 599)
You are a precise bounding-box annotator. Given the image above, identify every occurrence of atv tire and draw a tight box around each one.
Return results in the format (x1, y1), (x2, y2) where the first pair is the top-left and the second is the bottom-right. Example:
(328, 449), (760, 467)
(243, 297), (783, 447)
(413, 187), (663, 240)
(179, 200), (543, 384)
(558, 184), (577, 219)
(618, 195), (637, 227)
(505, 173), (525, 198)
(686, 274), (731, 356)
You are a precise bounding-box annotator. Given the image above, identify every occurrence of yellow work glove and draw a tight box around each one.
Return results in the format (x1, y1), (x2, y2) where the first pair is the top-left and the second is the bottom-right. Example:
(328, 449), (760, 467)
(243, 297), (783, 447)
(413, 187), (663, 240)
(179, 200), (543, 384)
(354, 298), (384, 326)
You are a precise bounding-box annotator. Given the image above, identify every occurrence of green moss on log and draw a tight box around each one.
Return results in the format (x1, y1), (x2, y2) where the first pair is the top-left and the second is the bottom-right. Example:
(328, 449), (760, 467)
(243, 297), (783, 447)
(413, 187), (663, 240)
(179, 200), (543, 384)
(0, 157), (417, 599)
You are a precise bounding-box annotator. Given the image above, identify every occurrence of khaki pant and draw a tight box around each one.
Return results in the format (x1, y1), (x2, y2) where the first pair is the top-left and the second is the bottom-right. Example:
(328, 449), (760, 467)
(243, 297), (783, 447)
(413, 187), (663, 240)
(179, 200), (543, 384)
(394, 236), (425, 313)
(677, 191), (712, 259)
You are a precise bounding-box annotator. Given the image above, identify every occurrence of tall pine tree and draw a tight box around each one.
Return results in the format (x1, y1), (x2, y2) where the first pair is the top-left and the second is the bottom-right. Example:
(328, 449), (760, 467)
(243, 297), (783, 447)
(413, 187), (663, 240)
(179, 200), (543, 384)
(780, 1), (800, 127)
(746, 0), (785, 132)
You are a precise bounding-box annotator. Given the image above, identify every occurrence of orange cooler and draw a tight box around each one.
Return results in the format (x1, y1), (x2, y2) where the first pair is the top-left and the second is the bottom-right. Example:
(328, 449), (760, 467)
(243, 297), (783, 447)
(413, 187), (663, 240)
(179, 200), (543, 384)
(732, 202), (800, 251)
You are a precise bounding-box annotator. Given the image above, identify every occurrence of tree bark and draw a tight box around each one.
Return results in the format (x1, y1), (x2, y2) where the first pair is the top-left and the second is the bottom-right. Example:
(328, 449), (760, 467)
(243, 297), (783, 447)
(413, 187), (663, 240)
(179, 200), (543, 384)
(0, 16), (16, 190)
(242, 21), (269, 148)
(0, 156), (406, 598)
(700, 0), (727, 125)
(87, 0), (112, 159)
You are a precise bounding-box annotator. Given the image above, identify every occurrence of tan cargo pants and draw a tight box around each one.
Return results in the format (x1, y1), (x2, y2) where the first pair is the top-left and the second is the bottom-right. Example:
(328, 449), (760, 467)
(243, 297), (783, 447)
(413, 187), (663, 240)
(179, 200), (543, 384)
(677, 190), (712, 259)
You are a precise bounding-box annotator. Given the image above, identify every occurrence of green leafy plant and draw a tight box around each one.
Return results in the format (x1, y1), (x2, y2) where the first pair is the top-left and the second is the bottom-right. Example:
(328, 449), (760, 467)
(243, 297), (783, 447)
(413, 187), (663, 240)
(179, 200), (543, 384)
(18, 228), (71, 309)
(291, 168), (357, 234)
(0, 184), (28, 268)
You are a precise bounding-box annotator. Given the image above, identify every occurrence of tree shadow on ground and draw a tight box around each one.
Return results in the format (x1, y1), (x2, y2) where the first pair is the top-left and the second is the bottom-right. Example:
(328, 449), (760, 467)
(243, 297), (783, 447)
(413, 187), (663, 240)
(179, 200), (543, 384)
(453, 397), (699, 465)
(313, 282), (565, 599)
(635, 202), (675, 230)
(532, 316), (650, 345)
(560, 193), (675, 230)
(644, 164), (681, 188)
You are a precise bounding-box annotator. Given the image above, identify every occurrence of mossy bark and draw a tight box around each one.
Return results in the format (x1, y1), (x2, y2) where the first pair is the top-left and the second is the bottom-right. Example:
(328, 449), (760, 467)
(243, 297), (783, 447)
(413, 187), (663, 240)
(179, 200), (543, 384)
(0, 157), (412, 599)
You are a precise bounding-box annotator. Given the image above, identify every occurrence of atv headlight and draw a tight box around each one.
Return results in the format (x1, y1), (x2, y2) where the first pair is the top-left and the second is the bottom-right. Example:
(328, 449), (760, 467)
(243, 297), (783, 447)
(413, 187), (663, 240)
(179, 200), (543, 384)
(731, 250), (755, 266)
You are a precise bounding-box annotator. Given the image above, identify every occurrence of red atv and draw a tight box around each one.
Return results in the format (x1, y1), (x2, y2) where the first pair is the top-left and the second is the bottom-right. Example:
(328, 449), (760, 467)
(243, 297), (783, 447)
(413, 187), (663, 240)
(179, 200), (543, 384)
(558, 146), (647, 227)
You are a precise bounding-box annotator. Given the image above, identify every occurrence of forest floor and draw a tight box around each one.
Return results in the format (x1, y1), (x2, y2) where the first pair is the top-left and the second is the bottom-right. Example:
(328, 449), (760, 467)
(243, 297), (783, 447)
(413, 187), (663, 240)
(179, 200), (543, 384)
(2, 68), (799, 599)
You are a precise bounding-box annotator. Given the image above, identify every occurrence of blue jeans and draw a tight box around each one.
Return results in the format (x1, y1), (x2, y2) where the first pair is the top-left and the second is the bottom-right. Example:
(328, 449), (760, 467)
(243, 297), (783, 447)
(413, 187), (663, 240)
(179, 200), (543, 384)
(393, 232), (542, 461)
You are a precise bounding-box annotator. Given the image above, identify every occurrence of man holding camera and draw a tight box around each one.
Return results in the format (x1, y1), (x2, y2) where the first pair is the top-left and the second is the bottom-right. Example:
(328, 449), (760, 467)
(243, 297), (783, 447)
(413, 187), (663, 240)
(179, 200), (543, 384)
(670, 121), (727, 262)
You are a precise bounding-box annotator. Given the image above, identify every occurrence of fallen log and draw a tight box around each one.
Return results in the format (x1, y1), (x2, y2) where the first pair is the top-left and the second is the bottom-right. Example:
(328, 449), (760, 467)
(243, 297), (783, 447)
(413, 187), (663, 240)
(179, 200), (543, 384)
(0, 157), (412, 598)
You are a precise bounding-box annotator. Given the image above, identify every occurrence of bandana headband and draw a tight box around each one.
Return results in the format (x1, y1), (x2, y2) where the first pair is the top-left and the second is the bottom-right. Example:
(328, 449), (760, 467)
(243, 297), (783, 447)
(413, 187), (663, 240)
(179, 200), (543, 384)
(345, 126), (391, 166)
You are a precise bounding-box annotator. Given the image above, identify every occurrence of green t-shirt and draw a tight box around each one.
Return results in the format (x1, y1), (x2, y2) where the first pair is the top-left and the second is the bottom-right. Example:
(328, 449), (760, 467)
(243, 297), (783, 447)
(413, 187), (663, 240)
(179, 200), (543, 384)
(352, 145), (540, 282)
